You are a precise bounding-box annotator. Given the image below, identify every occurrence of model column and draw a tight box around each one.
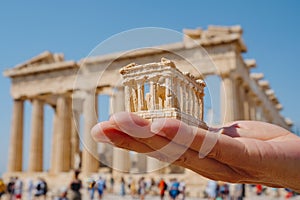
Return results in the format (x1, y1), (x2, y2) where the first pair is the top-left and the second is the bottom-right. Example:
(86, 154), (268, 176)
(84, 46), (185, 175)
(150, 80), (158, 110)
(28, 99), (44, 172)
(82, 90), (99, 174)
(8, 99), (24, 172)
(137, 81), (145, 111)
(194, 91), (200, 118)
(165, 76), (173, 108)
(124, 85), (131, 111)
(180, 80), (186, 112)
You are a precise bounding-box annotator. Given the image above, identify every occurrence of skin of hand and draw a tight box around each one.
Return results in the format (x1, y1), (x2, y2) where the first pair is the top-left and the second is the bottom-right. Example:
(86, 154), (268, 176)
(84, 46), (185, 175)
(91, 112), (300, 192)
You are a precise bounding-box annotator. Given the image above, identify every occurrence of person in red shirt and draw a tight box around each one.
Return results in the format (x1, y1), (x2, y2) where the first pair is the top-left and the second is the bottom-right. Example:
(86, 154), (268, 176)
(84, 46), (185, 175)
(158, 178), (167, 200)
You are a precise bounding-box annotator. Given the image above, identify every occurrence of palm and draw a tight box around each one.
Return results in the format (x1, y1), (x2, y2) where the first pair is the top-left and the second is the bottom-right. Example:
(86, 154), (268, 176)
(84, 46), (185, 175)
(91, 112), (300, 192)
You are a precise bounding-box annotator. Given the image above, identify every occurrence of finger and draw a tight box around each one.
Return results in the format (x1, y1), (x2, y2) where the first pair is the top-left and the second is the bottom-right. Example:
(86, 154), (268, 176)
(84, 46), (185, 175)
(91, 121), (154, 154)
(133, 129), (244, 182)
(111, 111), (153, 138)
(221, 121), (291, 140)
(149, 118), (250, 166)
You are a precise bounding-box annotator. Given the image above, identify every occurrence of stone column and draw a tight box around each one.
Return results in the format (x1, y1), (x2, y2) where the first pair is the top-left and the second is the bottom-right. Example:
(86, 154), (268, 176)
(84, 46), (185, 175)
(249, 95), (257, 120)
(57, 96), (72, 171)
(150, 81), (157, 110)
(147, 157), (166, 173)
(220, 75), (239, 123)
(112, 87), (131, 173)
(71, 110), (80, 170)
(137, 153), (147, 173)
(82, 90), (99, 174)
(243, 89), (251, 120)
(8, 99), (24, 172)
(50, 108), (58, 173)
(255, 101), (263, 121)
(113, 147), (130, 172)
(28, 99), (44, 172)
(238, 80), (245, 120)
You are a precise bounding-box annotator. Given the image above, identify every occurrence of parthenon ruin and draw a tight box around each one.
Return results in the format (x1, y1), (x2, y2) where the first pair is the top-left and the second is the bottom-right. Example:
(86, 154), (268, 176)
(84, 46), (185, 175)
(3, 25), (292, 186)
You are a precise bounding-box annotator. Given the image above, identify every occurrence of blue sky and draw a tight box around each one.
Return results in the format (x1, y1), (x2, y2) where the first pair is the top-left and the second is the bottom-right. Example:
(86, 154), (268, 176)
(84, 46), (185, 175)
(0, 1), (299, 175)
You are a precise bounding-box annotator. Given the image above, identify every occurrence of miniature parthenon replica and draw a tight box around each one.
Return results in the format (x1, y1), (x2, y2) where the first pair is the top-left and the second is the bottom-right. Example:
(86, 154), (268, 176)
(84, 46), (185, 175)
(120, 58), (207, 129)
(3, 25), (293, 195)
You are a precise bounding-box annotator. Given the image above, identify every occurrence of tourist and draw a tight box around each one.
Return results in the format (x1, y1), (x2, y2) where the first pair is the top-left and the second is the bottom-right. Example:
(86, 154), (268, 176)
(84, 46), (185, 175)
(218, 182), (229, 199)
(205, 180), (218, 199)
(91, 112), (300, 192)
(27, 179), (34, 200)
(255, 184), (262, 195)
(168, 178), (180, 200)
(230, 184), (244, 200)
(86, 177), (96, 200)
(7, 177), (15, 200)
(271, 187), (280, 198)
(150, 177), (157, 195)
(95, 176), (106, 199)
(54, 187), (68, 200)
(109, 176), (114, 193)
(34, 177), (48, 200)
(138, 177), (146, 200)
(120, 177), (126, 196)
(0, 178), (6, 199)
(68, 170), (82, 200)
(129, 178), (137, 198)
(179, 180), (186, 200)
(14, 177), (23, 200)
(158, 178), (167, 200)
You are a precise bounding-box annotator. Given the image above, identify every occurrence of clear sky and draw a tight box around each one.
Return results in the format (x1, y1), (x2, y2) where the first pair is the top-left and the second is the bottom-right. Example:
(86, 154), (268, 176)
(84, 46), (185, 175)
(0, 1), (299, 176)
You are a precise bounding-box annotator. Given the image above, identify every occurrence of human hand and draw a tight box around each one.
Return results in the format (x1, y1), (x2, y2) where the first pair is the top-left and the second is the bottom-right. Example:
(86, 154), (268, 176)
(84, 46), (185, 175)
(91, 112), (300, 192)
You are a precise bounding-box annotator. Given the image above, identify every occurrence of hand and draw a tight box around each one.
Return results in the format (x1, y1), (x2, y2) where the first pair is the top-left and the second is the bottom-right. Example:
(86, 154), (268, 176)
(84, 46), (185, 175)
(91, 112), (300, 192)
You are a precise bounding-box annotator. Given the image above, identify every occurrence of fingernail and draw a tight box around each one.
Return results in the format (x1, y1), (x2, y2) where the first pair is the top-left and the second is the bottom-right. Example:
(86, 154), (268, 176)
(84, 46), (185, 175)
(150, 118), (167, 134)
(112, 112), (153, 138)
(91, 124), (111, 143)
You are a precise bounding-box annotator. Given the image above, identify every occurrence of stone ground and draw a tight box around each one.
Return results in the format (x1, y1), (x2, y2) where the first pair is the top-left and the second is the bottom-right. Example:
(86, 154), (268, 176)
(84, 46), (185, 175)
(77, 193), (300, 200)
(75, 194), (300, 200)
(76, 188), (300, 200)
(1, 186), (299, 200)
(84, 193), (300, 200)
(3, 191), (298, 200)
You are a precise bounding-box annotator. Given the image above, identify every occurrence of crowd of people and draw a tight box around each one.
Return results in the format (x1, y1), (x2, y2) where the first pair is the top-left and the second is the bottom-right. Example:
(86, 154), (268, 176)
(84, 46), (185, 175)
(204, 180), (299, 200)
(85, 175), (186, 200)
(0, 173), (298, 200)
(0, 173), (187, 200)
(0, 176), (47, 200)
